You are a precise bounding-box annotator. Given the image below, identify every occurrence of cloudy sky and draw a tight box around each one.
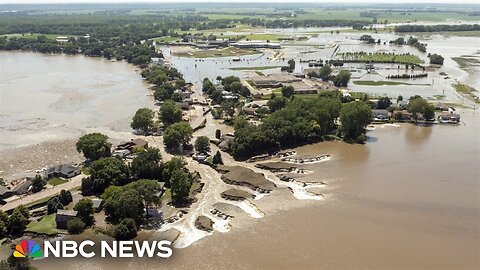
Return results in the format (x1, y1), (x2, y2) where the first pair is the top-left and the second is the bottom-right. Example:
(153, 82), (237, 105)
(2, 0), (479, 4)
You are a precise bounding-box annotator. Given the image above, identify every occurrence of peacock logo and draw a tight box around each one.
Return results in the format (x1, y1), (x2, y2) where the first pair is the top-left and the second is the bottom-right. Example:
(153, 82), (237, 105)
(13, 240), (43, 258)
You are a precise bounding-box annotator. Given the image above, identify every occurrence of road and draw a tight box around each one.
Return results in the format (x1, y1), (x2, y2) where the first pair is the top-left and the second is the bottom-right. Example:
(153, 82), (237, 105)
(1, 173), (86, 212)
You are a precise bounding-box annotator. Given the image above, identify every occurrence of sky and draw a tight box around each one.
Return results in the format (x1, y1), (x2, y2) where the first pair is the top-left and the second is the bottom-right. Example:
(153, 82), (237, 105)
(1, 0), (479, 4)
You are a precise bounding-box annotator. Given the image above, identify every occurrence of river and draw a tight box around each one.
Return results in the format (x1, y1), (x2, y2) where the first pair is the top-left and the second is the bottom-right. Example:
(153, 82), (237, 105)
(0, 51), (154, 179)
(33, 110), (480, 270)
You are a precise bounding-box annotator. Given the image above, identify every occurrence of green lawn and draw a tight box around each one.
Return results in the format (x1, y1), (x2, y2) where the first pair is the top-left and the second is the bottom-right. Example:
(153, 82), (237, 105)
(26, 214), (59, 235)
(453, 83), (480, 104)
(48, 177), (68, 186)
(4, 33), (73, 40)
(243, 33), (284, 41)
(151, 36), (182, 43)
(337, 52), (423, 65)
(80, 167), (90, 175)
(353, 80), (430, 86)
(160, 188), (171, 204)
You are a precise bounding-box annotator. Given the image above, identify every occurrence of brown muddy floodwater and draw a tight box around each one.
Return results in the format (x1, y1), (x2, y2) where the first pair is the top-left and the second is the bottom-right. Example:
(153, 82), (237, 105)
(34, 111), (480, 270)
(0, 52), (154, 179)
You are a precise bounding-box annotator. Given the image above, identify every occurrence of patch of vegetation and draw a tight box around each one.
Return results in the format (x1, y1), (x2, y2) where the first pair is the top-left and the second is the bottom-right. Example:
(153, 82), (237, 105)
(337, 52), (423, 65)
(25, 214), (59, 235)
(453, 83), (480, 104)
(80, 167), (90, 175)
(452, 56), (480, 68)
(47, 177), (68, 186)
(353, 80), (429, 86)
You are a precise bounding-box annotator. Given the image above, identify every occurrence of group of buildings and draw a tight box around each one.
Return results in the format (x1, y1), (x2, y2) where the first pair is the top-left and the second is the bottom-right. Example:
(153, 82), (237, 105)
(371, 102), (461, 124)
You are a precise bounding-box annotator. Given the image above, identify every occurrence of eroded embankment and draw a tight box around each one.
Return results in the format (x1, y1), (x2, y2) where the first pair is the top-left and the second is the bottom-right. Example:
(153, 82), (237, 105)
(157, 149), (331, 248)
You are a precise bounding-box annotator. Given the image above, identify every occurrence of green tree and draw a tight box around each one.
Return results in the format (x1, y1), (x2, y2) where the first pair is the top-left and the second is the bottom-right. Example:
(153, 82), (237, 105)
(130, 147), (163, 180)
(170, 169), (192, 202)
(76, 133), (111, 161)
(0, 211), (8, 238)
(281, 85), (294, 98)
(89, 157), (130, 194)
(8, 206), (30, 235)
(407, 96), (435, 121)
(74, 199), (94, 225)
(58, 189), (73, 205)
(194, 136), (210, 154)
(47, 197), (63, 214)
(229, 81), (243, 94)
(125, 180), (162, 212)
(103, 187), (144, 224)
(267, 96), (288, 112)
(67, 218), (85, 235)
(212, 151), (223, 165)
(163, 122), (193, 150)
(131, 108), (155, 132)
(318, 65), (332, 81)
(114, 218), (138, 240)
(160, 100), (182, 127)
(162, 157), (185, 187)
(333, 70), (351, 87)
(340, 101), (372, 142)
(376, 97), (392, 109)
(31, 175), (45, 193)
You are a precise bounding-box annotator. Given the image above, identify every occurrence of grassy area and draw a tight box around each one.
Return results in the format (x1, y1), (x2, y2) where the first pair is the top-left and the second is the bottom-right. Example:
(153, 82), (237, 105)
(243, 33), (284, 41)
(432, 31), (480, 37)
(229, 65), (281, 71)
(26, 214), (59, 235)
(175, 46), (259, 58)
(47, 177), (68, 186)
(4, 33), (73, 40)
(452, 56), (480, 68)
(80, 167), (90, 175)
(353, 80), (430, 86)
(453, 83), (480, 104)
(160, 188), (171, 204)
(337, 52), (423, 65)
(151, 36), (182, 43)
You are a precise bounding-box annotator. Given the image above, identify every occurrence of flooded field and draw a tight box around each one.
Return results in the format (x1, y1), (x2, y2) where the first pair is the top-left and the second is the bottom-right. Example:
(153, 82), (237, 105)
(163, 28), (479, 105)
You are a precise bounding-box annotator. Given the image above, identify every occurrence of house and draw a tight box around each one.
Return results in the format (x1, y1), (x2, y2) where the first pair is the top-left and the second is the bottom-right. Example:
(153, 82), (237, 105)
(242, 107), (257, 116)
(233, 41), (281, 49)
(438, 113), (461, 124)
(56, 210), (78, 229)
(56, 36), (69, 42)
(91, 199), (103, 212)
(175, 101), (190, 110)
(0, 186), (13, 200)
(219, 134), (235, 151)
(193, 154), (207, 163)
(12, 180), (32, 195)
(372, 109), (390, 121)
(287, 82), (318, 95)
(250, 73), (302, 88)
(115, 138), (149, 152)
(45, 164), (80, 179)
(434, 102), (449, 111)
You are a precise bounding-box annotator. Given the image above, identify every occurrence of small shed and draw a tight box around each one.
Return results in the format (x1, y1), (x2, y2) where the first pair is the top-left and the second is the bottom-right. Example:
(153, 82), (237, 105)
(56, 210), (78, 229)
(91, 199), (103, 212)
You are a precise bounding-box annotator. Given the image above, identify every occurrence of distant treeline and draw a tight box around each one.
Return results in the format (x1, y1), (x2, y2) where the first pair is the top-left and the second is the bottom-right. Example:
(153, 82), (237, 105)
(395, 24), (480, 33)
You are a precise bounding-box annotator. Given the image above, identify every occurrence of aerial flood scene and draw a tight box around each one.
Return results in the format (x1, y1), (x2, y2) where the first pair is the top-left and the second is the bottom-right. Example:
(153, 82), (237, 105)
(0, 1), (478, 270)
